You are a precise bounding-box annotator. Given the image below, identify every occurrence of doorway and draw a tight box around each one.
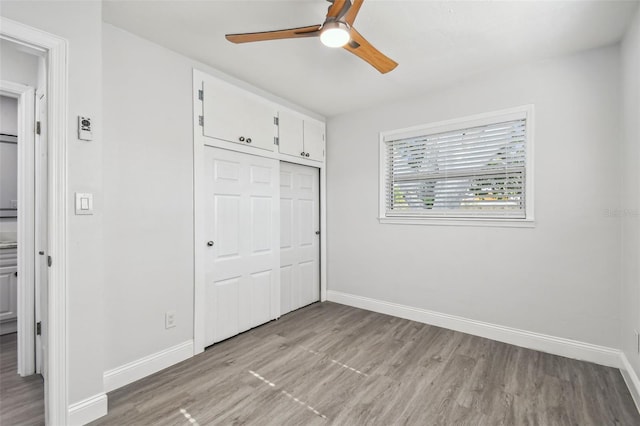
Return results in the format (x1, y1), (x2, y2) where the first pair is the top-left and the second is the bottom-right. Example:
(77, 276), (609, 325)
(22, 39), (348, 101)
(0, 17), (68, 424)
(0, 39), (47, 425)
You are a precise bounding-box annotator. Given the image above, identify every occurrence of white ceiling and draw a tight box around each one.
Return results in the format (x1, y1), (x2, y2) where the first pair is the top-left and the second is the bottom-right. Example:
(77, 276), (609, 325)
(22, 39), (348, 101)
(103, 0), (639, 117)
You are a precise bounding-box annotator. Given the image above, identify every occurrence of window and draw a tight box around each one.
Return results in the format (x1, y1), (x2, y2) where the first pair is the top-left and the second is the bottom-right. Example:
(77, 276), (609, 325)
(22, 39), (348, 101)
(379, 106), (534, 226)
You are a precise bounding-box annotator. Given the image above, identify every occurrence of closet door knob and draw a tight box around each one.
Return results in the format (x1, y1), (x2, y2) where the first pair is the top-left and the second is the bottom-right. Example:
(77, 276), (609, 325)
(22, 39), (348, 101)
(246, 138), (252, 144)
(207, 241), (214, 247)
(238, 136), (245, 142)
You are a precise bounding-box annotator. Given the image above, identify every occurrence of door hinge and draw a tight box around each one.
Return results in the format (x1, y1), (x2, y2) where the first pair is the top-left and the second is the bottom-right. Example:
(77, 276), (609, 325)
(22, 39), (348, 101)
(274, 136), (279, 145)
(198, 89), (203, 101)
(36, 121), (41, 135)
(36, 322), (41, 336)
(47, 255), (52, 267)
(198, 116), (204, 126)
(273, 116), (279, 125)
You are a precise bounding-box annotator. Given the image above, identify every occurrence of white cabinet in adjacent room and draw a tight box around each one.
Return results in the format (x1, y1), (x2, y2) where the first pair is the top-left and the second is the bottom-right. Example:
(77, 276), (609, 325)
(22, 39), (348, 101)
(280, 162), (320, 315)
(203, 147), (280, 346)
(201, 76), (277, 152)
(0, 248), (18, 334)
(277, 110), (325, 162)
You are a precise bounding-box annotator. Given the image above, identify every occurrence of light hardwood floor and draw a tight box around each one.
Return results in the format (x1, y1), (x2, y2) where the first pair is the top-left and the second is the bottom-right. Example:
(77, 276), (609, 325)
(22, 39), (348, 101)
(91, 302), (640, 425)
(0, 333), (44, 426)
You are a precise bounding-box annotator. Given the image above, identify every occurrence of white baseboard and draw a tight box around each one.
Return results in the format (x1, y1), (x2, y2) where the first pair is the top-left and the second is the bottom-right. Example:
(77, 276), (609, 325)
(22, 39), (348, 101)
(620, 352), (640, 412)
(327, 290), (621, 368)
(68, 393), (107, 426)
(103, 340), (193, 393)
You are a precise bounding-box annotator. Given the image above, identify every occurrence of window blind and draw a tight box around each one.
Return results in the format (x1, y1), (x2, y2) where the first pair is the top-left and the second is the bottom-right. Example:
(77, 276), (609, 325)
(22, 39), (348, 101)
(384, 119), (527, 218)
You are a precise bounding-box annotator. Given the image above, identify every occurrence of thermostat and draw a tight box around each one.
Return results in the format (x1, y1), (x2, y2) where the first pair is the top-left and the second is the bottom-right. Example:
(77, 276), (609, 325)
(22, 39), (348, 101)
(78, 116), (93, 141)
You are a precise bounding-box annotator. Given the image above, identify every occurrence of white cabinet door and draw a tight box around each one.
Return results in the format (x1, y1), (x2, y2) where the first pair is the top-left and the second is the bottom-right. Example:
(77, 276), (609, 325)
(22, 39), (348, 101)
(204, 147), (280, 346)
(0, 266), (17, 323)
(303, 120), (325, 162)
(277, 110), (304, 159)
(277, 111), (325, 163)
(202, 77), (277, 152)
(280, 162), (320, 315)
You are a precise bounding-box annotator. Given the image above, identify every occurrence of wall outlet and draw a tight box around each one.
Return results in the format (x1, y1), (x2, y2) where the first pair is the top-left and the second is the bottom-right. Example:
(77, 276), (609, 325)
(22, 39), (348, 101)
(165, 311), (176, 329)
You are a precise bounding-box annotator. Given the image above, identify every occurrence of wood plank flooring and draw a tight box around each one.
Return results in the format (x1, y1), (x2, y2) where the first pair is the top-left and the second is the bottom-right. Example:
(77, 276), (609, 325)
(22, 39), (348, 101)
(91, 302), (640, 426)
(0, 332), (44, 426)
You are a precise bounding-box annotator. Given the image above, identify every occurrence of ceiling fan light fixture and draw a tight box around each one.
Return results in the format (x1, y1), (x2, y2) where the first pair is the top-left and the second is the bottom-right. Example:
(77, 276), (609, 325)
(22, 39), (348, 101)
(320, 21), (350, 48)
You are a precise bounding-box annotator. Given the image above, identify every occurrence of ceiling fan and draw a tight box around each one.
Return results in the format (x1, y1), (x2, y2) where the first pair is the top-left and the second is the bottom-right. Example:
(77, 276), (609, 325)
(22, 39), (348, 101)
(225, 0), (398, 74)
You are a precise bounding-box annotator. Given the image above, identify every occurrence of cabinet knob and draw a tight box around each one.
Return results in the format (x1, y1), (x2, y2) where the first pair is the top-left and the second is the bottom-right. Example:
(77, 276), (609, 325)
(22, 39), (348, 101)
(239, 136), (245, 142)
(305, 153), (310, 157)
(301, 152), (305, 156)
(207, 241), (214, 247)
(246, 138), (252, 144)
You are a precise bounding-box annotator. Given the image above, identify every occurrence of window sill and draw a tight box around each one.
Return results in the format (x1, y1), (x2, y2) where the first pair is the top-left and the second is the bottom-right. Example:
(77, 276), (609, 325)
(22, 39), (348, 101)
(378, 216), (536, 228)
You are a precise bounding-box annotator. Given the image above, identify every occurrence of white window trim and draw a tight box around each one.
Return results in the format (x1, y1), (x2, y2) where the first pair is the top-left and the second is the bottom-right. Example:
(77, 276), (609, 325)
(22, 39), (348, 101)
(378, 105), (535, 227)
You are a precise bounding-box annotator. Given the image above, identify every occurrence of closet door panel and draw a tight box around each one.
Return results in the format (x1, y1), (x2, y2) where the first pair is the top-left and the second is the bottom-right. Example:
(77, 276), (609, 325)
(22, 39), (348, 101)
(279, 162), (320, 315)
(204, 147), (279, 346)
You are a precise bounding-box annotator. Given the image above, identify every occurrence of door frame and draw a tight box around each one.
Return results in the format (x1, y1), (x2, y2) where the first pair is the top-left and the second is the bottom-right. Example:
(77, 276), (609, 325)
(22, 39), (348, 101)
(192, 69), (328, 355)
(1, 17), (69, 425)
(1, 80), (36, 377)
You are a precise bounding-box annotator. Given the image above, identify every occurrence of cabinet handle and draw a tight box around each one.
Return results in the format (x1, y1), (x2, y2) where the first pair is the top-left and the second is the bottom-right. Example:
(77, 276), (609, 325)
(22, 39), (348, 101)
(301, 152), (305, 156)
(305, 153), (310, 157)
(207, 241), (214, 247)
(246, 138), (252, 144)
(239, 136), (245, 142)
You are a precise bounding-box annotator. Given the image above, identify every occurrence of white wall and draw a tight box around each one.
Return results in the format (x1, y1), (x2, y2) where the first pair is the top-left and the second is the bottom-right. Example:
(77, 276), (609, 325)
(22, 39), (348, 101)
(621, 7), (640, 378)
(0, 39), (39, 87)
(0, 95), (17, 135)
(0, 0), (105, 407)
(101, 23), (323, 374)
(327, 45), (622, 348)
(102, 23), (195, 369)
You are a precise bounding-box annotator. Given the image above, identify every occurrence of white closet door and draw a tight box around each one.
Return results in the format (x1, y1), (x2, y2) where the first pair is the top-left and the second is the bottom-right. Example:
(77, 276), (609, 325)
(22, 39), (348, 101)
(204, 147), (280, 346)
(280, 162), (320, 315)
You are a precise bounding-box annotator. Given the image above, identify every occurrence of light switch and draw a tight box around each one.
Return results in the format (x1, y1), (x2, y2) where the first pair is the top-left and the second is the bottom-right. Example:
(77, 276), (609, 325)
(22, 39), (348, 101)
(75, 193), (93, 215)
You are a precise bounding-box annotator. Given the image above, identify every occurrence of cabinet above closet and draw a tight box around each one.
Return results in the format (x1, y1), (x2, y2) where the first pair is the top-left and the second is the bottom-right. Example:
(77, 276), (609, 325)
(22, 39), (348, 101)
(200, 77), (277, 152)
(277, 110), (325, 162)
(195, 70), (326, 165)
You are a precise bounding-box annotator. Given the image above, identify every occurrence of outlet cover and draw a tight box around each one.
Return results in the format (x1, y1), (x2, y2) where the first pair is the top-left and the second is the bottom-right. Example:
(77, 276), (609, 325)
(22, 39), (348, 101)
(165, 311), (176, 329)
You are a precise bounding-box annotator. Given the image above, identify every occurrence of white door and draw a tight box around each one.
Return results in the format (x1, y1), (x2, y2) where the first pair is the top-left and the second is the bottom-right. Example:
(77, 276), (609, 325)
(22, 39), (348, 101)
(280, 162), (320, 315)
(204, 147), (280, 346)
(34, 90), (48, 380)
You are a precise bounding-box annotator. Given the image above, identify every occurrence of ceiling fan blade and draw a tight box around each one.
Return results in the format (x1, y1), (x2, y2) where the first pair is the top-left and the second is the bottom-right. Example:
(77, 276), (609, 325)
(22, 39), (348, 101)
(326, 0), (350, 19)
(343, 27), (398, 74)
(343, 0), (364, 25)
(226, 25), (322, 44)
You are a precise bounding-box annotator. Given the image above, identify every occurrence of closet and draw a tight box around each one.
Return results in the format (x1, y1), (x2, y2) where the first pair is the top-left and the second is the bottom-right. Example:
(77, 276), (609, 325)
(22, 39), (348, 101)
(194, 70), (325, 349)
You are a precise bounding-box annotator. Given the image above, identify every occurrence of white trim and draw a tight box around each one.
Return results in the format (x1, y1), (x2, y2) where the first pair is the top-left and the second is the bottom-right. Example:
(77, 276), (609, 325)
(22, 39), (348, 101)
(67, 393), (107, 426)
(378, 105), (535, 224)
(103, 340), (194, 393)
(327, 290), (621, 368)
(1, 80), (36, 377)
(1, 17), (69, 425)
(620, 353), (640, 413)
(192, 68), (328, 353)
(378, 217), (536, 228)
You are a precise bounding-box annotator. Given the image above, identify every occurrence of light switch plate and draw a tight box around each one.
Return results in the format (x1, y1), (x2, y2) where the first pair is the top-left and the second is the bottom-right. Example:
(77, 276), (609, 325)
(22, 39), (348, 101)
(75, 192), (93, 215)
